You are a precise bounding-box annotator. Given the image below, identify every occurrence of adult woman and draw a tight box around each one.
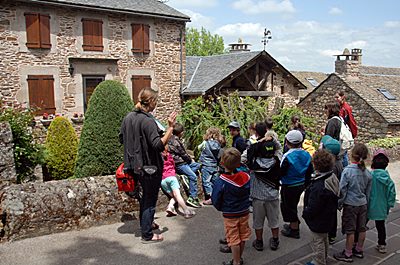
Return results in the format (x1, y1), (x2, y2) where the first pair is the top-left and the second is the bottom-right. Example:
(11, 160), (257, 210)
(324, 103), (341, 141)
(120, 88), (176, 243)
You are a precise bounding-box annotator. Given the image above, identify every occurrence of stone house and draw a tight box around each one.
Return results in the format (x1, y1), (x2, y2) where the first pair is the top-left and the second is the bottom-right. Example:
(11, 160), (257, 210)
(298, 48), (400, 142)
(0, 0), (189, 121)
(291, 71), (328, 99)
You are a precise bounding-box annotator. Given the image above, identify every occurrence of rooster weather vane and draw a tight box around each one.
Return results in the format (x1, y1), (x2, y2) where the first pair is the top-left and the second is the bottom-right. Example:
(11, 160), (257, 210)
(262, 28), (272, 51)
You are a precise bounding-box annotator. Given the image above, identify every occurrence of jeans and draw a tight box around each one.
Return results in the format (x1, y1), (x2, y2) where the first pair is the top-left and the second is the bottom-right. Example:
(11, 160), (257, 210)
(138, 174), (161, 240)
(201, 165), (218, 197)
(342, 152), (349, 168)
(176, 162), (200, 198)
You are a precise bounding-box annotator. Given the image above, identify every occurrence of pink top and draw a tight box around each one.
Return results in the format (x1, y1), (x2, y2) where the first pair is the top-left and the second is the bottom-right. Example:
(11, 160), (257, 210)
(162, 153), (176, 180)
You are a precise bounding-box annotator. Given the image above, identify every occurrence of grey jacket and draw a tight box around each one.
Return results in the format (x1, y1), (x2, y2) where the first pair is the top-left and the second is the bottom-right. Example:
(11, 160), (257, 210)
(199, 139), (221, 167)
(338, 164), (372, 207)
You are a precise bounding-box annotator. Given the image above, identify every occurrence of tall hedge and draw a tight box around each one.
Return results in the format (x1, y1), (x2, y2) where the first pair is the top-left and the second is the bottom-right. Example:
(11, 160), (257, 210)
(45, 116), (78, 180)
(75, 80), (134, 178)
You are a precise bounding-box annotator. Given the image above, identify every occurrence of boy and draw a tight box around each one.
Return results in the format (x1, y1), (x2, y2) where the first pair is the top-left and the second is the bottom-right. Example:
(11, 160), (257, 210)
(212, 147), (251, 265)
(280, 130), (313, 239)
(227, 121), (248, 154)
(303, 149), (340, 265)
(168, 123), (201, 208)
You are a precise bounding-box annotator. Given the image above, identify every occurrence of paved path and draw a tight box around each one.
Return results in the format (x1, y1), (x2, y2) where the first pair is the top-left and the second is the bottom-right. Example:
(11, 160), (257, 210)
(0, 162), (399, 265)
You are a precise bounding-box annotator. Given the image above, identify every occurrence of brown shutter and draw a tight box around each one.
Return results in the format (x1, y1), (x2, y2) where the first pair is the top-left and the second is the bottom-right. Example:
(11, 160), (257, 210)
(92, 20), (103, 51)
(131, 75), (152, 103)
(39, 14), (51, 49)
(27, 75), (55, 115)
(25, 13), (40, 49)
(132, 24), (143, 53)
(143, 24), (150, 54)
(82, 19), (103, 51)
(82, 19), (92, 50)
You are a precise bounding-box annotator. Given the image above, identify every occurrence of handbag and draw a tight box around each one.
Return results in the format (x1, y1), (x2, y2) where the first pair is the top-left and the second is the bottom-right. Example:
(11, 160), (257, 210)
(116, 163), (135, 192)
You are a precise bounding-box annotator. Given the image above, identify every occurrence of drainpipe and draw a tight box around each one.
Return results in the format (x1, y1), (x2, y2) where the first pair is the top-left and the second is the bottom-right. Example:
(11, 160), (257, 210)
(179, 28), (184, 101)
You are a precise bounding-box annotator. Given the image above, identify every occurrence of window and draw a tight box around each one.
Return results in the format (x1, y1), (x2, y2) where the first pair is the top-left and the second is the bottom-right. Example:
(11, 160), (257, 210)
(377, 88), (396, 100)
(132, 75), (152, 103)
(27, 75), (55, 115)
(306, 78), (319, 87)
(82, 19), (103, 51)
(132, 24), (150, 54)
(24, 13), (51, 49)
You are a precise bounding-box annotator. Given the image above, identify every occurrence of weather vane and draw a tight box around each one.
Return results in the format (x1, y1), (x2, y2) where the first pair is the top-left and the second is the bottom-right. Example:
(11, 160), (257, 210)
(262, 28), (272, 51)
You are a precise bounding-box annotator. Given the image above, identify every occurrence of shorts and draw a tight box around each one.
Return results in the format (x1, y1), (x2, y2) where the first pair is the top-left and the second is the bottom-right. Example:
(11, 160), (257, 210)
(252, 199), (280, 229)
(224, 214), (251, 247)
(342, 204), (368, 234)
(161, 176), (180, 194)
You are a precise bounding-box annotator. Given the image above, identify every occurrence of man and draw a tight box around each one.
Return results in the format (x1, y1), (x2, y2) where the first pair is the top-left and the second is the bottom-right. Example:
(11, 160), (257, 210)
(227, 121), (248, 154)
(335, 91), (357, 138)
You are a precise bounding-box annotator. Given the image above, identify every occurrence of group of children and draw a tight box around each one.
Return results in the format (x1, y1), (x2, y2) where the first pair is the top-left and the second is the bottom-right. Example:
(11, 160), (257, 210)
(159, 118), (396, 265)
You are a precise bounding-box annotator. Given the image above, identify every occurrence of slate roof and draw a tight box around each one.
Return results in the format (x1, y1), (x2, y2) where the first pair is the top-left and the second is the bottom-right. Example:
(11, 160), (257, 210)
(291, 71), (328, 97)
(22, 0), (190, 21)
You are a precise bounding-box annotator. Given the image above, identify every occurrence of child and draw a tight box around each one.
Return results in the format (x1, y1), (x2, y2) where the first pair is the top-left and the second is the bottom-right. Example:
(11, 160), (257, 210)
(280, 130), (313, 239)
(168, 123), (202, 208)
(368, 149), (396, 253)
(247, 122), (257, 145)
(198, 127), (223, 205)
(303, 149), (340, 265)
(247, 122), (282, 251)
(334, 143), (372, 262)
(212, 147), (251, 265)
(161, 145), (196, 219)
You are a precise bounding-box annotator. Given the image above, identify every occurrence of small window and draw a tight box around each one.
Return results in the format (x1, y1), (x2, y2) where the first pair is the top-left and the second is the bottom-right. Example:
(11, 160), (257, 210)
(306, 78), (319, 87)
(24, 13), (51, 49)
(132, 24), (150, 54)
(132, 75), (152, 103)
(377, 88), (396, 100)
(27, 75), (55, 115)
(82, 18), (103, 51)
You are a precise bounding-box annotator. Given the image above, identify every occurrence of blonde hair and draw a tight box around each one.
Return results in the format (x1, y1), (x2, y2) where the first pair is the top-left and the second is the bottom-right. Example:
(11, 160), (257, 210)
(221, 147), (241, 171)
(135, 88), (158, 111)
(203, 127), (222, 141)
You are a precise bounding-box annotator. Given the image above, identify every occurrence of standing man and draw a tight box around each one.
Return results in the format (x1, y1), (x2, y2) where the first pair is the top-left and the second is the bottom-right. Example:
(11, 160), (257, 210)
(227, 121), (248, 154)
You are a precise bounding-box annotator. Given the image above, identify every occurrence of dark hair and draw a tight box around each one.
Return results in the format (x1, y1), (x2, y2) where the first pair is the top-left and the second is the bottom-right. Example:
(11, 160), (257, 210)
(173, 123), (184, 135)
(265, 117), (274, 129)
(221, 147), (241, 171)
(351, 143), (369, 171)
(248, 122), (256, 130)
(286, 141), (302, 149)
(255, 122), (267, 138)
(312, 149), (335, 173)
(371, 155), (389, 170)
(291, 115), (305, 131)
(324, 102), (340, 118)
(338, 90), (345, 97)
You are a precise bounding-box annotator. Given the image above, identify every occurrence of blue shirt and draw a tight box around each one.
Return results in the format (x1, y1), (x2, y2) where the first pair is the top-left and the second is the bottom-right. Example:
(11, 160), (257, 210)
(339, 164), (372, 207)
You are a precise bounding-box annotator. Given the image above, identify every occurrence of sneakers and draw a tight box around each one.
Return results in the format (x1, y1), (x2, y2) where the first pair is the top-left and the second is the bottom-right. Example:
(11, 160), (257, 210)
(269, 237), (279, 251)
(222, 258), (243, 265)
(329, 236), (336, 245)
(334, 250), (353, 262)
(281, 226), (300, 239)
(252, 239), (264, 251)
(179, 174), (190, 196)
(186, 197), (202, 208)
(219, 238), (228, 244)
(352, 247), (364, 258)
(376, 244), (387, 253)
(202, 198), (212, 205)
(219, 245), (232, 253)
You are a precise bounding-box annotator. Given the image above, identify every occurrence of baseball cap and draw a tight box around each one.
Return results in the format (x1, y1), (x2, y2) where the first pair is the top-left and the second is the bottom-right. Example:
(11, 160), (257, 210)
(285, 130), (303, 145)
(227, 121), (240, 129)
(373, 149), (389, 160)
(321, 135), (341, 156)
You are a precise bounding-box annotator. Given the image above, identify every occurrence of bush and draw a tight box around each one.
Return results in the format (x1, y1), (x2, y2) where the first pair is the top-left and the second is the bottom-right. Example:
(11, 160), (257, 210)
(0, 101), (44, 182)
(368, 137), (400, 149)
(75, 80), (134, 178)
(44, 116), (78, 180)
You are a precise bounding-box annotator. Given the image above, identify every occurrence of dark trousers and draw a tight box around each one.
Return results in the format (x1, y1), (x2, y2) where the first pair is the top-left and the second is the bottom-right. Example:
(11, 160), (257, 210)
(138, 174), (161, 240)
(280, 184), (304, 223)
(329, 210), (338, 239)
(376, 220), (386, 245)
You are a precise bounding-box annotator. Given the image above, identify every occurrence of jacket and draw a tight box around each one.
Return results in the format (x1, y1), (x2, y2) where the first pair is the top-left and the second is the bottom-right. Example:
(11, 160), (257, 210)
(280, 148), (313, 186)
(162, 153), (176, 180)
(199, 139), (221, 167)
(119, 109), (164, 176)
(368, 169), (396, 220)
(232, 134), (248, 154)
(212, 171), (251, 218)
(168, 134), (192, 166)
(340, 102), (358, 138)
(303, 171), (340, 233)
(338, 164), (372, 207)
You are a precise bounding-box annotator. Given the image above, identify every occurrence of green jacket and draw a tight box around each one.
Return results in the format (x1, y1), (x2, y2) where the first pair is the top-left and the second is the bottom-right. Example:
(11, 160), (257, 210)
(367, 169), (396, 220)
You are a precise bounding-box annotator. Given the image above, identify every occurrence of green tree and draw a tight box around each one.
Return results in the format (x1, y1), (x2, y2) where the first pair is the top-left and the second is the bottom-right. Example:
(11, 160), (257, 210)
(186, 27), (225, 56)
(44, 116), (78, 180)
(75, 80), (134, 178)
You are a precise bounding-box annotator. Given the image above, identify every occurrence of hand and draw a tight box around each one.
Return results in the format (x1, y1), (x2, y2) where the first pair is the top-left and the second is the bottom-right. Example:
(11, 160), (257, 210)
(168, 111), (177, 128)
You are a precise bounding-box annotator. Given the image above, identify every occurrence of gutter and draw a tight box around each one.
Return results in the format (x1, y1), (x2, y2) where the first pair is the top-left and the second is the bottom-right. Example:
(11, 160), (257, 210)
(179, 29), (183, 98)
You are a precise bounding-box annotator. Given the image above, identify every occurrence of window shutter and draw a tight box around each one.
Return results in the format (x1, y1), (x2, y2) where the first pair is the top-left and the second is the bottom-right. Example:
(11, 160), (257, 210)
(82, 19), (103, 51)
(92, 20), (103, 51)
(25, 13), (40, 49)
(27, 75), (55, 115)
(143, 76), (152, 89)
(39, 14), (51, 49)
(132, 75), (152, 103)
(132, 24), (143, 53)
(143, 25), (150, 54)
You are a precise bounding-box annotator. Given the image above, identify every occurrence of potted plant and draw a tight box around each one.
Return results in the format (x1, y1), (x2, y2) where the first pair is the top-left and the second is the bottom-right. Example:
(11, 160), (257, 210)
(40, 112), (53, 127)
(71, 112), (84, 124)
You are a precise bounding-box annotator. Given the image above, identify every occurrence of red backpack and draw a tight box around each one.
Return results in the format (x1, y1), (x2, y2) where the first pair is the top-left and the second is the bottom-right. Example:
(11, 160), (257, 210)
(116, 163), (135, 192)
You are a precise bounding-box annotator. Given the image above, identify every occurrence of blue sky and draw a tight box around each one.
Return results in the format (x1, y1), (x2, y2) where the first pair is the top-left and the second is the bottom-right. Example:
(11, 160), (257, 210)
(167, 0), (400, 73)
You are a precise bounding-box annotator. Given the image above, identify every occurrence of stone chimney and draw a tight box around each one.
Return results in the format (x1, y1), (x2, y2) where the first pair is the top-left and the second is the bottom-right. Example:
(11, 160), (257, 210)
(334, 48), (362, 80)
(228, 38), (251, 53)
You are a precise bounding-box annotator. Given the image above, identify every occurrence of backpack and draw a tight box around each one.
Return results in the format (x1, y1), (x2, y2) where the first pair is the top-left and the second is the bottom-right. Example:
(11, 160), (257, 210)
(333, 116), (354, 150)
(116, 163), (135, 192)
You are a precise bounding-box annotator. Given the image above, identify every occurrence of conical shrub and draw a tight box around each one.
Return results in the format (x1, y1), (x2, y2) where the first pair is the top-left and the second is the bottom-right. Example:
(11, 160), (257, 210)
(45, 116), (78, 180)
(75, 80), (134, 178)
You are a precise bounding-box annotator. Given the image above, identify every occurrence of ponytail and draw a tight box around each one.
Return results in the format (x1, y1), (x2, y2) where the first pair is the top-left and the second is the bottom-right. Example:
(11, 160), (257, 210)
(136, 88), (158, 112)
(351, 143), (369, 171)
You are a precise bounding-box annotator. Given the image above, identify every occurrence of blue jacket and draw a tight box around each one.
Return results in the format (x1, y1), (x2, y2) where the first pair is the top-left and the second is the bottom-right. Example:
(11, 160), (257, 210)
(280, 148), (313, 186)
(368, 169), (396, 220)
(199, 139), (221, 167)
(232, 135), (248, 154)
(339, 164), (372, 207)
(212, 171), (251, 218)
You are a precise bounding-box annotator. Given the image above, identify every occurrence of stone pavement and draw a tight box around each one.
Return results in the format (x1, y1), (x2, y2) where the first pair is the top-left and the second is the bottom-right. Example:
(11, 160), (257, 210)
(0, 162), (399, 265)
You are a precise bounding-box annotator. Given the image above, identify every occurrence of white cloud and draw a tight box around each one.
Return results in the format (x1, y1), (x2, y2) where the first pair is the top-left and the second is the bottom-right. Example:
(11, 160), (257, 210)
(215, 23), (265, 38)
(167, 0), (218, 9)
(319, 49), (342, 57)
(384, 21), (400, 28)
(232, 0), (295, 15)
(329, 7), (343, 15)
(346, 40), (367, 49)
(181, 9), (214, 30)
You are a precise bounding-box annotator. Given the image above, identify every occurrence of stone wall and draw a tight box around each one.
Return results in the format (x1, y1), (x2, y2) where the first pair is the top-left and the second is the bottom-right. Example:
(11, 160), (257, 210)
(0, 122), (16, 185)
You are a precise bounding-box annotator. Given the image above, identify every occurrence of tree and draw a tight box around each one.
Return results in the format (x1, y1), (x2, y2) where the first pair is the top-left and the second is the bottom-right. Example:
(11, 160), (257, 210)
(186, 27), (225, 56)
(74, 80), (134, 178)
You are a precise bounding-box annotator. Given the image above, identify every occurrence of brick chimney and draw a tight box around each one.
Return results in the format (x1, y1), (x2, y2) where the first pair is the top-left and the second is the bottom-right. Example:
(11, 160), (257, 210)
(334, 48), (362, 80)
(228, 38), (251, 53)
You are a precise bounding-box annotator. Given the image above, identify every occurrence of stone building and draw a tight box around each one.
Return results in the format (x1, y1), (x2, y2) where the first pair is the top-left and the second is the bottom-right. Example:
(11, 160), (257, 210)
(0, 0), (189, 121)
(298, 48), (400, 142)
(291, 71), (328, 99)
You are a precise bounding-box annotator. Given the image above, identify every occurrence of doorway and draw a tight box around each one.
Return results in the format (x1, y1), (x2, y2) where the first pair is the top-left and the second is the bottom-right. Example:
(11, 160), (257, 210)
(83, 75), (105, 112)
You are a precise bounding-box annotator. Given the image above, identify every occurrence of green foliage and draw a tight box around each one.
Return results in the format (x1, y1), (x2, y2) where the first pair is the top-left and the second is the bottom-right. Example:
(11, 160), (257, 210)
(368, 138), (400, 149)
(186, 27), (225, 56)
(0, 102), (44, 182)
(75, 80), (134, 178)
(45, 116), (78, 180)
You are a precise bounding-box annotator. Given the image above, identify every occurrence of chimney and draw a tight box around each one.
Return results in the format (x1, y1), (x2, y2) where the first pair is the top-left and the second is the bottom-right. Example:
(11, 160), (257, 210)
(228, 38), (251, 53)
(334, 48), (362, 80)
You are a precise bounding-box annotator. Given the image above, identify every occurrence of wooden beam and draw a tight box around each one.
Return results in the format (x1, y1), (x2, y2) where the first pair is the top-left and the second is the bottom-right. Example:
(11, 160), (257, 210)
(238, 91), (275, 97)
(257, 71), (270, 90)
(243, 71), (257, 90)
(255, 62), (260, 90)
